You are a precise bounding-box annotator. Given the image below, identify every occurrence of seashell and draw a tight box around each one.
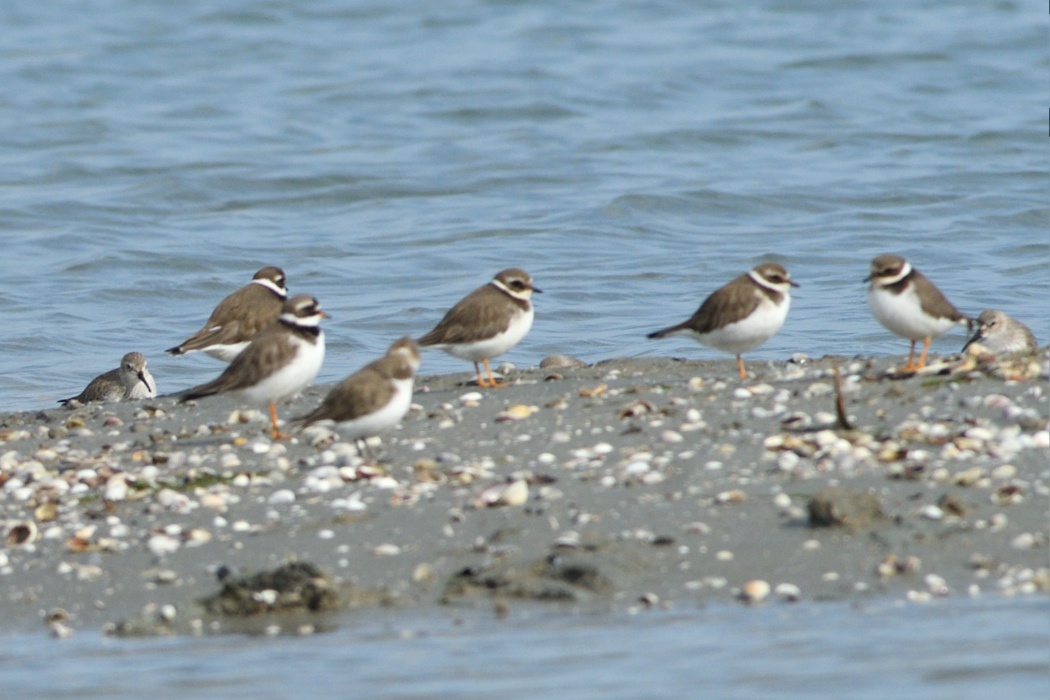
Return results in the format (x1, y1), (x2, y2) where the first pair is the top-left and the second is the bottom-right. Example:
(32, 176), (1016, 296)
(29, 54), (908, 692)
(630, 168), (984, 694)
(412, 563), (435, 583)
(740, 579), (770, 604)
(496, 404), (534, 422)
(34, 502), (58, 522)
(459, 391), (483, 403)
(477, 479), (529, 508)
(683, 521), (711, 535)
(579, 384), (607, 398)
(920, 505), (944, 521)
(104, 474), (129, 502)
(184, 528), (212, 547)
(268, 489), (296, 505)
(253, 589), (279, 606)
(65, 536), (94, 553)
(638, 592), (660, 608)
(147, 533), (181, 557)
(618, 400), (655, 419)
(715, 490), (747, 504)
(553, 531), (582, 548)
(96, 537), (121, 553)
(5, 521), (37, 548)
(155, 489), (194, 513)
(774, 583), (801, 602)
(924, 574), (950, 597)
(1011, 533), (1036, 550)
(372, 543), (401, 557)
(992, 484), (1023, 506)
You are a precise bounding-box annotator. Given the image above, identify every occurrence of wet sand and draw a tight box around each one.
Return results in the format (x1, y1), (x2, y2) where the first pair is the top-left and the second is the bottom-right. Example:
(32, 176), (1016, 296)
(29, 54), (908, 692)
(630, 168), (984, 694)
(1, 349), (1047, 637)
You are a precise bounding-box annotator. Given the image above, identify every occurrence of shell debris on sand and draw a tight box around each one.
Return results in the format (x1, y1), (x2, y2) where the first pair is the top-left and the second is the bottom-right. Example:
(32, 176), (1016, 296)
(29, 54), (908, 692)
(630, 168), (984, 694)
(0, 353), (1046, 634)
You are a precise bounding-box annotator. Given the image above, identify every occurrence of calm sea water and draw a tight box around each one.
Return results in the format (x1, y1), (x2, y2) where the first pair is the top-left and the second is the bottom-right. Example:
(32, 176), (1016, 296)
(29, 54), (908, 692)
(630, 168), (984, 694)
(1, 598), (1047, 699)
(0, 0), (1046, 693)
(0, 0), (1045, 410)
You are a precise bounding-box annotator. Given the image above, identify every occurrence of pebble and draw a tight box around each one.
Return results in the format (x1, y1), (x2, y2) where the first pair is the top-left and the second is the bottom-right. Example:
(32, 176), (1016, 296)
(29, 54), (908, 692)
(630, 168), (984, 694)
(1011, 533), (1036, 550)
(920, 504), (944, 521)
(661, 430), (683, 443)
(268, 489), (296, 505)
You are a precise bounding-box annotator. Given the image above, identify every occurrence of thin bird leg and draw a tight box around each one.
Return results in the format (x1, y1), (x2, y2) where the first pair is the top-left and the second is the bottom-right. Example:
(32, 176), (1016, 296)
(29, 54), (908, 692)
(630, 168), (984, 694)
(269, 403), (292, 440)
(903, 340), (918, 371)
(736, 355), (748, 380)
(472, 361), (489, 388)
(482, 358), (503, 388)
(916, 336), (932, 369)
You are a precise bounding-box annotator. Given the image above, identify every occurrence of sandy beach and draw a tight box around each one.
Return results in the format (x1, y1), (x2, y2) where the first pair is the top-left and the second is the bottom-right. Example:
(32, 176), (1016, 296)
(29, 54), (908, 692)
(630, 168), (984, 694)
(1, 348), (1047, 638)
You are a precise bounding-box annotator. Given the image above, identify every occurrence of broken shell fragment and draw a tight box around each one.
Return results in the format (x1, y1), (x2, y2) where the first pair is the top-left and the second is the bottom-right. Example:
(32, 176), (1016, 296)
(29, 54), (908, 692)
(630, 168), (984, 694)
(496, 404), (534, 422)
(5, 521), (38, 548)
(476, 479), (529, 508)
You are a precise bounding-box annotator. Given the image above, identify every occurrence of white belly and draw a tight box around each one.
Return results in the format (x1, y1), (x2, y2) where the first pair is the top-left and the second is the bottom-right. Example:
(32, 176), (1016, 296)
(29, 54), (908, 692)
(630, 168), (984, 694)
(441, 308), (533, 362)
(241, 333), (325, 404)
(868, 287), (955, 340)
(687, 296), (789, 354)
(204, 342), (250, 363)
(331, 378), (414, 441)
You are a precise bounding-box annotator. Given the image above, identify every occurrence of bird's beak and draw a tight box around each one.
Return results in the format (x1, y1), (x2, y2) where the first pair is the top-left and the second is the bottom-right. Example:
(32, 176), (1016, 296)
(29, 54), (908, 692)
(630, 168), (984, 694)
(139, 372), (153, 393)
(530, 285), (544, 294)
(789, 280), (800, 288)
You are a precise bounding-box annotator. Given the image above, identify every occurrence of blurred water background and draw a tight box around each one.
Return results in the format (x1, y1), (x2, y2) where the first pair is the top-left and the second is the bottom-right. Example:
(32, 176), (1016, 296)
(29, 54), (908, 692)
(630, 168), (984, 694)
(0, 0), (1045, 410)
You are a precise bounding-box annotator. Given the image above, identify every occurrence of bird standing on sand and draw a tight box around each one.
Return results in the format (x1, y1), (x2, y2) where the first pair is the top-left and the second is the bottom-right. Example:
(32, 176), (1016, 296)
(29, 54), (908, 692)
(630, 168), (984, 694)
(167, 266), (288, 362)
(180, 295), (327, 440)
(295, 337), (421, 457)
(647, 262), (798, 380)
(865, 254), (969, 371)
(417, 268), (540, 388)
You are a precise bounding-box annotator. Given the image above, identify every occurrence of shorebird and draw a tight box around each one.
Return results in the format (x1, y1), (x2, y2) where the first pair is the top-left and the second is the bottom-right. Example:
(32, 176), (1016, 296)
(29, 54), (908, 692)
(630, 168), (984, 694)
(962, 309), (1037, 355)
(295, 337), (420, 457)
(417, 268), (540, 387)
(180, 294), (326, 439)
(60, 352), (156, 405)
(167, 266), (287, 362)
(647, 262), (797, 379)
(866, 254), (969, 370)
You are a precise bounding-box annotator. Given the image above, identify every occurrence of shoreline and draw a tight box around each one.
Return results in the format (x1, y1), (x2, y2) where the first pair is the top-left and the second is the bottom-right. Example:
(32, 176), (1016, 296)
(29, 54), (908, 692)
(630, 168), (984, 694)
(1, 350), (1047, 637)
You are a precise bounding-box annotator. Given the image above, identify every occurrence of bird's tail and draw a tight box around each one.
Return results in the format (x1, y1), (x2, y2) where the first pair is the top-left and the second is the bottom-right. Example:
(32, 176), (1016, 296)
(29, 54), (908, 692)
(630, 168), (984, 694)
(647, 323), (684, 340)
(179, 379), (225, 403)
